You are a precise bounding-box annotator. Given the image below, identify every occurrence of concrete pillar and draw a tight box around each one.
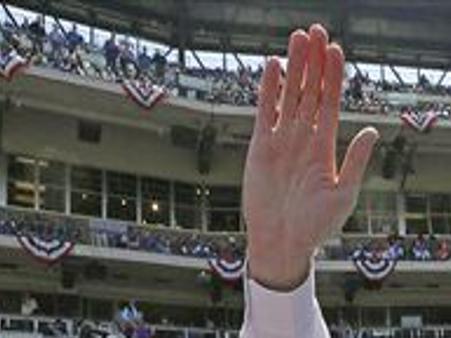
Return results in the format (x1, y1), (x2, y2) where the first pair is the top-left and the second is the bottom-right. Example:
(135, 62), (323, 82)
(0, 152), (8, 206)
(397, 191), (406, 235)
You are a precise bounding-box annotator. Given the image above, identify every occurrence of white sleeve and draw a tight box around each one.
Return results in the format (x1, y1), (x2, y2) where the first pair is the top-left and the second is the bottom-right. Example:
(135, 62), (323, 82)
(240, 266), (330, 338)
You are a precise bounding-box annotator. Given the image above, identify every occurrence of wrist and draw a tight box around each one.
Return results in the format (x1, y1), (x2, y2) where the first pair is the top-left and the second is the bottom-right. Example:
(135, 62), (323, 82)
(248, 253), (312, 292)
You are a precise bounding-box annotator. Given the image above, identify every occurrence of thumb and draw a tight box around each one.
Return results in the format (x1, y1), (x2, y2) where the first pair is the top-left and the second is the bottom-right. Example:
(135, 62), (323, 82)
(338, 127), (379, 189)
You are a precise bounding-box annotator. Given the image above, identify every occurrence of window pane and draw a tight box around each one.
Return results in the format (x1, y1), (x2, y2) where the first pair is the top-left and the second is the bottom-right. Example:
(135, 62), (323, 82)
(430, 194), (451, 213)
(208, 209), (240, 232)
(141, 177), (170, 226)
(207, 186), (241, 232)
(39, 160), (65, 186)
(405, 194), (427, 213)
(107, 172), (136, 196)
(106, 172), (137, 221)
(174, 182), (201, 229)
(406, 217), (428, 234)
(7, 155), (36, 208)
(39, 160), (66, 212)
(431, 216), (451, 234)
(71, 166), (102, 217)
(343, 213), (368, 233)
(71, 166), (102, 192)
(40, 187), (65, 212)
(107, 196), (136, 221)
(361, 307), (386, 326)
(71, 191), (101, 217)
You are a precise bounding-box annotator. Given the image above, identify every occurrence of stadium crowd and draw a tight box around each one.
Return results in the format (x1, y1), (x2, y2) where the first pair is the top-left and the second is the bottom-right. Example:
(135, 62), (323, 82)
(0, 206), (450, 262)
(2, 15), (451, 113)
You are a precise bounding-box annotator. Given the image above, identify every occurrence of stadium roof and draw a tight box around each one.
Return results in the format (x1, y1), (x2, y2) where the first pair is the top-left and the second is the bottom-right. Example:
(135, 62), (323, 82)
(5, 0), (451, 70)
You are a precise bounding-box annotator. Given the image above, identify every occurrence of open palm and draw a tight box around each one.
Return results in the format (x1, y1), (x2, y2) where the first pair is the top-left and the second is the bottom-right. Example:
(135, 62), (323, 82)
(243, 24), (379, 290)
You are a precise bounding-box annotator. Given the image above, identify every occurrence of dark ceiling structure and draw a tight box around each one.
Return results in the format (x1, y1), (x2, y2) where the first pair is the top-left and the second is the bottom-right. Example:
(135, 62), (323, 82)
(4, 0), (451, 70)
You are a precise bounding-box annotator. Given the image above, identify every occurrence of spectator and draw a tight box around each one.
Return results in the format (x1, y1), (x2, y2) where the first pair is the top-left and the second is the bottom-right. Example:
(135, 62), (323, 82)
(152, 49), (166, 83)
(28, 15), (46, 54)
(118, 37), (138, 78)
(66, 23), (84, 52)
(137, 46), (152, 76)
(47, 23), (65, 67)
(412, 234), (432, 261)
(387, 234), (405, 260)
(103, 33), (120, 77)
(436, 239), (450, 260)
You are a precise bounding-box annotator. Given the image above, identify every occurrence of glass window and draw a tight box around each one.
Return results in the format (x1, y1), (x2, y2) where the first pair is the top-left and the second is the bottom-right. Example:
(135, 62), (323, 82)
(174, 182), (202, 229)
(38, 160), (66, 212)
(343, 192), (369, 233)
(207, 186), (241, 232)
(430, 194), (451, 234)
(368, 191), (397, 234)
(106, 172), (136, 221)
(89, 299), (113, 321)
(405, 194), (429, 234)
(361, 307), (387, 326)
(7, 155), (36, 208)
(71, 166), (102, 217)
(141, 177), (170, 226)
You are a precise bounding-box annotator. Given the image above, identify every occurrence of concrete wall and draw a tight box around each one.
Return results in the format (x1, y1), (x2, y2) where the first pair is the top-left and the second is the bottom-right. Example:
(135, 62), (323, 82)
(2, 108), (244, 186)
(2, 107), (451, 193)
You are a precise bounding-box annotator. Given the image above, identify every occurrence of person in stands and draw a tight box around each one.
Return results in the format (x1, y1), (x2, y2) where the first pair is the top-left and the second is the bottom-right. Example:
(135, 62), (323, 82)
(240, 23), (378, 337)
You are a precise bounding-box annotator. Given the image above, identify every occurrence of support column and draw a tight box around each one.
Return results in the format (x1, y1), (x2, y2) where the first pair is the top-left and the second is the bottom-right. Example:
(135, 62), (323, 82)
(222, 52), (227, 71)
(380, 64), (385, 82)
(397, 191), (406, 235)
(169, 181), (176, 227)
(89, 26), (95, 46)
(437, 70), (448, 86)
(136, 176), (142, 224)
(0, 152), (8, 206)
(65, 164), (71, 215)
(101, 170), (107, 219)
(389, 65), (405, 86)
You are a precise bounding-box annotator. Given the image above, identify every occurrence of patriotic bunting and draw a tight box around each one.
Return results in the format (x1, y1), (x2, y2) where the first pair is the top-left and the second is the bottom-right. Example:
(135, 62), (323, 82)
(0, 50), (27, 81)
(122, 79), (166, 110)
(208, 257), (245, 282)
(400, 110), (438, 133)
(352, 248), (397, 282)
(16, 234), (74, 265)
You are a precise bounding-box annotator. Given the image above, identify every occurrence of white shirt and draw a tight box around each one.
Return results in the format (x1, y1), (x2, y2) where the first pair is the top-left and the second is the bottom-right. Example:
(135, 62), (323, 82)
(240, 266), (329, 338)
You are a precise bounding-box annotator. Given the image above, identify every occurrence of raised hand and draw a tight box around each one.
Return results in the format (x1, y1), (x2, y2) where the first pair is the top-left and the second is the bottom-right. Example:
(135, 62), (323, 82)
(243, 24), (379, 290)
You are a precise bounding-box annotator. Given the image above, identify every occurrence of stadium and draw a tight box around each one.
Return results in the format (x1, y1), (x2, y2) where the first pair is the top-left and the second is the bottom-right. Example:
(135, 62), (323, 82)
(0, 0), (451, 337)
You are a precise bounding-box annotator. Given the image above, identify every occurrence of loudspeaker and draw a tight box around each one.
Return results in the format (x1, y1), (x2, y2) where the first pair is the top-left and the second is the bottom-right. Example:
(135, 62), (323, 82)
(78, 120), (101, 144)
(382, 148), (397, 179)
(197, 125), (217, 175)
(170, 125), (198, 149)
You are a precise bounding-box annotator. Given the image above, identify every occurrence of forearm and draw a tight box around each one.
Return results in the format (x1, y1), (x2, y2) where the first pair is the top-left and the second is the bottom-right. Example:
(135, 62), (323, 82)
(240, 264), (330, 338)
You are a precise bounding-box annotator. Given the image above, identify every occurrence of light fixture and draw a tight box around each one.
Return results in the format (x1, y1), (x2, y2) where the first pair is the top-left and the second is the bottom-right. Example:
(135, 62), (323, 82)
(196, 188), (201, 196)
(204, 188), (210, 196)
(121, 198), (127, 206)
(82, 193), (88, 200)
(151, 201), (159, 212)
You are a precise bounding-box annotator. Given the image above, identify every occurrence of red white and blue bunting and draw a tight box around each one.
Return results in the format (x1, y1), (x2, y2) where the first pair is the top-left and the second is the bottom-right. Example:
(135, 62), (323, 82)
(352, 249), (397, 282)
(208, 257), (245, 282)
(122, 79), (166, 110)
(401, 110), (438, 133)
(17, 234), (74, 265)
(0, 50), (27, 81)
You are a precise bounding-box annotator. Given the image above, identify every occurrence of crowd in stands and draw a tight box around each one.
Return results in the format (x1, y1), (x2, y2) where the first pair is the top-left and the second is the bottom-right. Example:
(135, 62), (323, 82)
(0, 207), (245, 261)
(0, 206), (450, 262)
(0, 15), (259, 106)
(2, 14), (451, 112)
(344, 233), (451, 262)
